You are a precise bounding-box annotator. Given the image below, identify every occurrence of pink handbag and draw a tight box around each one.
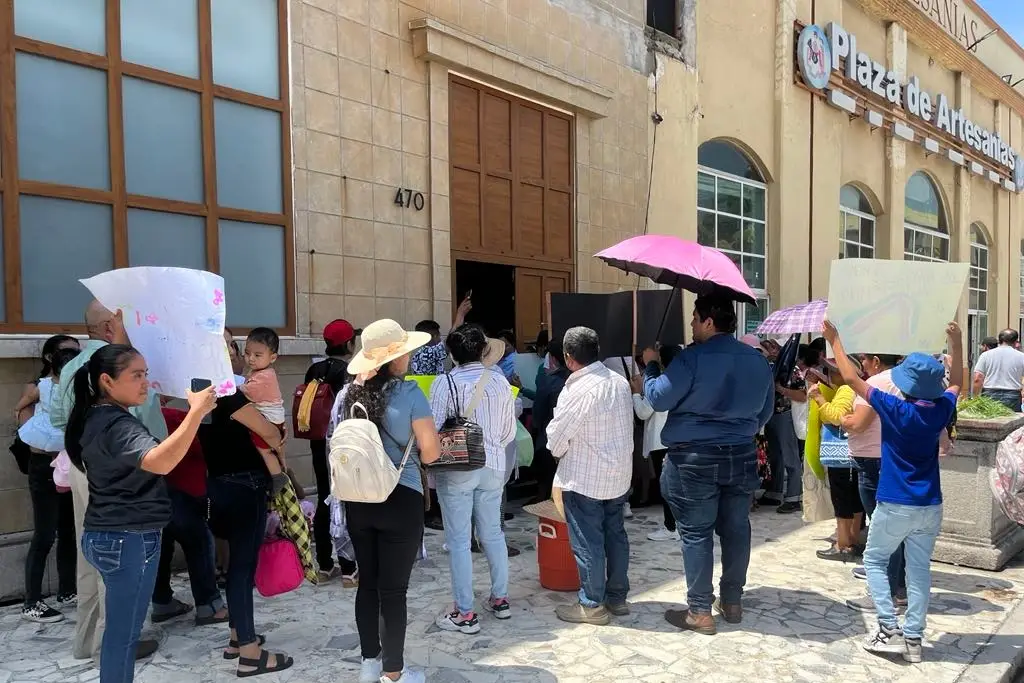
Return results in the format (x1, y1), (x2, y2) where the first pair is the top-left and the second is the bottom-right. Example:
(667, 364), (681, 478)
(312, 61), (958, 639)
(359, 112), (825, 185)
(254, 538), (304, 597)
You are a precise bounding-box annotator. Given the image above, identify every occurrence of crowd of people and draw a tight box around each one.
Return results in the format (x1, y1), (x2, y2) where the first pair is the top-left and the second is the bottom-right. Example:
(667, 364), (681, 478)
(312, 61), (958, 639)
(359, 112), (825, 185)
(10, 288), (979, 681)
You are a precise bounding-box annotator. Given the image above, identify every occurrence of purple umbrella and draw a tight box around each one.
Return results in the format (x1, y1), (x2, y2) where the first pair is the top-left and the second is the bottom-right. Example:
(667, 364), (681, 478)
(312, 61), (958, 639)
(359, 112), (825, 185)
(595, 235), (757, 304)
(756, 299), (828, 335)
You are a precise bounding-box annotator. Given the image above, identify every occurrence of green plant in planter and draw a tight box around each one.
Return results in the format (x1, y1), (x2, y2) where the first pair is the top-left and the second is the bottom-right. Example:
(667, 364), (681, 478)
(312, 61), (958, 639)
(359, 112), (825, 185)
(957, 396), (1017, 420)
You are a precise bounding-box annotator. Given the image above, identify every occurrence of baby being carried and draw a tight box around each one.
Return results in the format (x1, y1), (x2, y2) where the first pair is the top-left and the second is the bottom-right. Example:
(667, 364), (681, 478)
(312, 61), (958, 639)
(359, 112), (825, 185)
(240, 327), (287, 486)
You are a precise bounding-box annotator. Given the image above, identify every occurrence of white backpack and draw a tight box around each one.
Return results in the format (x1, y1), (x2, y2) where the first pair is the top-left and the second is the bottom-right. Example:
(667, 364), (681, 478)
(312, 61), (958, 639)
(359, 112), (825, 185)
(328, 402), (413, 503)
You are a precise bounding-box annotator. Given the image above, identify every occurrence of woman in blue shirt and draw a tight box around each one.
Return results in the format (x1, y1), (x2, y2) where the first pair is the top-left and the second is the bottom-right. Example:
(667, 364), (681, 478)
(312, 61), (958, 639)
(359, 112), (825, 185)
(333, 319), (442, 683)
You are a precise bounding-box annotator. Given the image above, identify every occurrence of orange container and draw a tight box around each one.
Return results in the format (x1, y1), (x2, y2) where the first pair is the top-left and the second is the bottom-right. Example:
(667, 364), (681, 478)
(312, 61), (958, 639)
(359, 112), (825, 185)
(536, 518), (580, 592)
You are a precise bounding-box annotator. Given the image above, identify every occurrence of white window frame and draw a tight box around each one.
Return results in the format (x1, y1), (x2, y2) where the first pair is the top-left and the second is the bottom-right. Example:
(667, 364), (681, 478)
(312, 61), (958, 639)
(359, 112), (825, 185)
(903, 223), (950, 263)
(839, 204), (875, 259)
(697, 165), (768, 301)
(967, 230), (989, 371)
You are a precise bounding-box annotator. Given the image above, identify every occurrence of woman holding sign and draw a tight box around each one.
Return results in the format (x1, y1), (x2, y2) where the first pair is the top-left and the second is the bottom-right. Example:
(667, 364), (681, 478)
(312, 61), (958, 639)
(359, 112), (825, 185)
(64, 344), (217, 683)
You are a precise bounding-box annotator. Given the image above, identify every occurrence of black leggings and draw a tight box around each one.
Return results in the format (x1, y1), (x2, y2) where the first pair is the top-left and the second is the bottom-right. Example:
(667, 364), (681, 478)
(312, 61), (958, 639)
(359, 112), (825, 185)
(311, 440), (357, 574)
(24, 454), (76, 604)
(347, 485), (424, 673)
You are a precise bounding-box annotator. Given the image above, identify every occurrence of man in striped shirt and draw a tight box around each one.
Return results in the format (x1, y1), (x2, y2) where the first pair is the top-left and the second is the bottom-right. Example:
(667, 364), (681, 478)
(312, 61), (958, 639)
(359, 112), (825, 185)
(546, 327), (634, 625)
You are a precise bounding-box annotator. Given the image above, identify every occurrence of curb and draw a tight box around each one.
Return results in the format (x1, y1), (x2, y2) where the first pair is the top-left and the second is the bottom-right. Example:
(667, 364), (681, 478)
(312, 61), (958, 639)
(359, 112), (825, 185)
(954, 591), (1024, 683)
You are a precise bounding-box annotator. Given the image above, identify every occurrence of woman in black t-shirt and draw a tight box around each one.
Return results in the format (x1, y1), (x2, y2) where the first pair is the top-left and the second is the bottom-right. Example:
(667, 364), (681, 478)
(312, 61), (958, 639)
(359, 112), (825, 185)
(65, 345), (216, 683)
(202, 327), (295, 677)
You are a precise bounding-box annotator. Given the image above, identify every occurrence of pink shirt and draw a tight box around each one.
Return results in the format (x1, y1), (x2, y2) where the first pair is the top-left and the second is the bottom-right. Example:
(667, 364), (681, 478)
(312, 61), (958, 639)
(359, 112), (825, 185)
(850, 368), (951, 458)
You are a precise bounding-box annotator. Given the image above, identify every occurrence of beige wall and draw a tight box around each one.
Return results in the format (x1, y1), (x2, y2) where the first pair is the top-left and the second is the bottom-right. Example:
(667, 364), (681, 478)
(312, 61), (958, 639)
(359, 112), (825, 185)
(696, 0), (1024, 329)
(291, 0), (660, 329)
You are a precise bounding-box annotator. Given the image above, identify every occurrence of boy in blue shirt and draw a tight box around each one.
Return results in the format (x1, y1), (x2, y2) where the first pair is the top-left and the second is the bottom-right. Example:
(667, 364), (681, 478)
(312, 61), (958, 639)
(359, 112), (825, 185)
(823, 319), (962, 664)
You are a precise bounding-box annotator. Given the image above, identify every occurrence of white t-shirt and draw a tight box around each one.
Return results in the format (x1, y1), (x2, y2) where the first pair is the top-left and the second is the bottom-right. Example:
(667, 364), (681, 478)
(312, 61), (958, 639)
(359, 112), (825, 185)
(975, 345), (1024, 391)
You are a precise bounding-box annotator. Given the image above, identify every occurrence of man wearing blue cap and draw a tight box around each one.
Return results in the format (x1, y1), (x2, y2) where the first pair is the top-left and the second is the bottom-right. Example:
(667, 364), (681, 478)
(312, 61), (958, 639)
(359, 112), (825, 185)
(823, 319), (962, 665)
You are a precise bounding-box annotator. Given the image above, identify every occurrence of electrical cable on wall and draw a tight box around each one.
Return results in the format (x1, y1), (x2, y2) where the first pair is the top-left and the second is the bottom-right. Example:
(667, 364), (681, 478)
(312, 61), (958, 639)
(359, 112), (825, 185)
(637, 51), (663, 291)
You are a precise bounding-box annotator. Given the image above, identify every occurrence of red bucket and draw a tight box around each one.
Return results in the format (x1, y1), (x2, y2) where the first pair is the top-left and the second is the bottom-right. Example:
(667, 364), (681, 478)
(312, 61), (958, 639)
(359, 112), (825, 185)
(536, 518), (580, 592)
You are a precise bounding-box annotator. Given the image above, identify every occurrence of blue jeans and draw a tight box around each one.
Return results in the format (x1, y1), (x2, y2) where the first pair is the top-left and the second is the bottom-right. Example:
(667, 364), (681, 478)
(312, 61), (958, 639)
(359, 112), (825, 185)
(153, 488), (223, 616)
(436, 467), (509, 614)
(863, 502), (942, 640)
(855, 458), (906, 597)
(82, 529), (162, 683)
(764, 412), (802, 502)
(560, 490), (630, 608)
(207, 471), (269, 646)
(663, 445), (758, 613)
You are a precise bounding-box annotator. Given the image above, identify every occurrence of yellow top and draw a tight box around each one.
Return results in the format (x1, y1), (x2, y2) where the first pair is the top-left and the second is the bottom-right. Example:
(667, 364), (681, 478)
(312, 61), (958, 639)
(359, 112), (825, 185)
(818, 385), (855, 426)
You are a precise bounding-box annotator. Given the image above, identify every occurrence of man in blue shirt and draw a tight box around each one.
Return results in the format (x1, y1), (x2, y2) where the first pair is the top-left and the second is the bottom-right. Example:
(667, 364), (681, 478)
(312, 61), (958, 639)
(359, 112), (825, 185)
(824, 319), (961, 665)
(642, 294), (774, 636)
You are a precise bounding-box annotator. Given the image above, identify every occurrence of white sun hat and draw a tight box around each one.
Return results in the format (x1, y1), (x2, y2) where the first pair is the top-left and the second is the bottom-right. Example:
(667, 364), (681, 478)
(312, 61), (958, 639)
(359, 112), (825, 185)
(347, 318), (431, 376)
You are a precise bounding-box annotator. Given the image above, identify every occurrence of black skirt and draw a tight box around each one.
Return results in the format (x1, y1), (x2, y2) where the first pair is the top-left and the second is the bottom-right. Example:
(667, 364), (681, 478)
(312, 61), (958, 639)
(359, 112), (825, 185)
(827, 467), (864, 518)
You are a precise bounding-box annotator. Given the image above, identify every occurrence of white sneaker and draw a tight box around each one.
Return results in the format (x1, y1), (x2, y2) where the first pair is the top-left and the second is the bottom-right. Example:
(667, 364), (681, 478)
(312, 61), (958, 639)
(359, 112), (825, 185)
(647, 528), (678, 541)
(435, 610), (481, 634)
(863, 625), (905, 655)
(360, 657), (383, 683)
(381, 670), (425, 683)
(623, 503), (633, 519)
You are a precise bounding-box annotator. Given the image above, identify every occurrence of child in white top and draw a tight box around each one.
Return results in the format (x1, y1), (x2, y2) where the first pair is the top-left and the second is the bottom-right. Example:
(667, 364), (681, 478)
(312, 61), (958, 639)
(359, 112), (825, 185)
(16, 341), (81, 453)
(240, 327), (286, 481)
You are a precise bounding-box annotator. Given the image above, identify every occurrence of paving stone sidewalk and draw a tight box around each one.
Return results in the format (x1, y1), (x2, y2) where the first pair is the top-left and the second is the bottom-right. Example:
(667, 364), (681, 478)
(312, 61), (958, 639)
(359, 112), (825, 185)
(1, 504), (1021, 683)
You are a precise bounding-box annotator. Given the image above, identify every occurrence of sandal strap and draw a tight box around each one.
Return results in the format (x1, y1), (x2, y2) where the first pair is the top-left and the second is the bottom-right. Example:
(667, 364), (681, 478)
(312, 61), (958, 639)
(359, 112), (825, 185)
(228, 634), (266, 649)
(237, 650), (270, 669)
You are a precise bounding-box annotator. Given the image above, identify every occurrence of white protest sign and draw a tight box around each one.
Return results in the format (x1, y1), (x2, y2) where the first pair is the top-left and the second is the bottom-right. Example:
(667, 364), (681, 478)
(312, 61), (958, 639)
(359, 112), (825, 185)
(81, 267), (237, 399)
(826, 258), (969, 355)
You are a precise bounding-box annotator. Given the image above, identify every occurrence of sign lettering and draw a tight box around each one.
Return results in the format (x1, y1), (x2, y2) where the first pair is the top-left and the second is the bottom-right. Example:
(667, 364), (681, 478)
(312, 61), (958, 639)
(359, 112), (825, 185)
(912, 0), (981, 52)
(818, 22), (1020, 177)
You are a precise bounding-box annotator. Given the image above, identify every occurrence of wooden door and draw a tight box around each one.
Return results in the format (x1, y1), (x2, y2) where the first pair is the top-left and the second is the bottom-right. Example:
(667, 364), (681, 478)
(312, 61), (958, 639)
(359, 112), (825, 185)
(515, 267), (569, 350)
(449, 76), (574, 265)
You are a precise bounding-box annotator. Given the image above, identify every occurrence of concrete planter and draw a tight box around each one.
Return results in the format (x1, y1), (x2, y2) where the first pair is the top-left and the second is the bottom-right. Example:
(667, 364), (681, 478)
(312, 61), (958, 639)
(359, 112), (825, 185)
(934, 415), (1024, 571)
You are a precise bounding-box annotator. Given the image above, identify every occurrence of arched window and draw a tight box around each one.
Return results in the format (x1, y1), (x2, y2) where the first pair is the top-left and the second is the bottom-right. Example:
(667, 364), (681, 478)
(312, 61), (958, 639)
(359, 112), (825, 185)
(839, 185), (875, 258)
(968, 224), (990, 369)
(697, 140), (767, 333)
(903, 172), (949, 262)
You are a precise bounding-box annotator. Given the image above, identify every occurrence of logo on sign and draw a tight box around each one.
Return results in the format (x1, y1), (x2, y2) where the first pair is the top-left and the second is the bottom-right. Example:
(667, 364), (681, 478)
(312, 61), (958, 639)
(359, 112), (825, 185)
(1016, 155), (1024, 193)
(797, 25), (831, 91)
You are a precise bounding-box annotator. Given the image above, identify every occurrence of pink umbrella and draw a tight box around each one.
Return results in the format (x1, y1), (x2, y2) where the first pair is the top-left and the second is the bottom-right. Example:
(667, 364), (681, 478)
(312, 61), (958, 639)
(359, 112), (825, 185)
(595, 235), (757, 304)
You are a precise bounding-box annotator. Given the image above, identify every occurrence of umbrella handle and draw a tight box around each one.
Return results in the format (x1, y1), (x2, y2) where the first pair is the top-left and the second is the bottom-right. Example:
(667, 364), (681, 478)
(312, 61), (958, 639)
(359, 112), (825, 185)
(654, 288), (677, 347)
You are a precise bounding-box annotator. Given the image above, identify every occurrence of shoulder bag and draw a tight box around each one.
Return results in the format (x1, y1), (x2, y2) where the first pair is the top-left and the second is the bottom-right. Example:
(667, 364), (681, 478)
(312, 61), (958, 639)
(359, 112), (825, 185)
(427, 371), (489, 471)
(819, 423), (853, 468)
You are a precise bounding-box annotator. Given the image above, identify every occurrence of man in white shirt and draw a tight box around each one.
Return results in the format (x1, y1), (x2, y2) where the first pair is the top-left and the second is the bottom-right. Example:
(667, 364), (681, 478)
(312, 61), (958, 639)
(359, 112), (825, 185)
(972, 329), (1024, 412)
(546, 327), (634, 626)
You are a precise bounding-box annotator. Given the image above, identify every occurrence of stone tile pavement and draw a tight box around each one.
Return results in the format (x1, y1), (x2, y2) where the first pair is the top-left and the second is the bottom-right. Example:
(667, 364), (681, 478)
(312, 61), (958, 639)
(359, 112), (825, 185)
(1, 504), (1022, 683)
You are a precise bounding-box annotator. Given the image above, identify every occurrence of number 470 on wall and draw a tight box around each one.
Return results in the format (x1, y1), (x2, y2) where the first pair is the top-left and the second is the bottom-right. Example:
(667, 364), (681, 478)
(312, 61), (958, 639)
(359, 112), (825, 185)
(394, 187), (425, 211)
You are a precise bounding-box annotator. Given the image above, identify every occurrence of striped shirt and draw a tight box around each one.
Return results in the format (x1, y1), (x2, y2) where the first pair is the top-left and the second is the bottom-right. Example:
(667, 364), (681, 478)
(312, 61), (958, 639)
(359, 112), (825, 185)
(429, 363), (517, 473)
(547, 362), (634, 500)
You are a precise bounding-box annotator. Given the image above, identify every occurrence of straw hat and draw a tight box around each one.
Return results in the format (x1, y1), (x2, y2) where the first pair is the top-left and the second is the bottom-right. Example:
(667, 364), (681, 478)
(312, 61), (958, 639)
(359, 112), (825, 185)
(480, 337), (506, 368)
(347, 319), (431, 375)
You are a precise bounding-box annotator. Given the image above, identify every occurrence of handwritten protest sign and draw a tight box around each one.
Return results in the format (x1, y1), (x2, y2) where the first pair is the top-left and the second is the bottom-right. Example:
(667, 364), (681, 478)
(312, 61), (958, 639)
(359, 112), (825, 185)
(81, 267), (236, 399)
(826, 259), (969, 355)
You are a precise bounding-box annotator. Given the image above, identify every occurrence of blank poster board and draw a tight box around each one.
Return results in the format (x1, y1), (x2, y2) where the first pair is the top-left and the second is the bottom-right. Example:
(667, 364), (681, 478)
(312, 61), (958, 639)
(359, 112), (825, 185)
(636, 289), (685, 349)
(827, 259), (969, 355)
(549, 291), (634, 359)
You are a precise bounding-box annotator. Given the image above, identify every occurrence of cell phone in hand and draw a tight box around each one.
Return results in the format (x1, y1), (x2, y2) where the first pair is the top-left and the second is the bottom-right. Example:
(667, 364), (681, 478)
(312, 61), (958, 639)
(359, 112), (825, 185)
(190, 378), (213, 393)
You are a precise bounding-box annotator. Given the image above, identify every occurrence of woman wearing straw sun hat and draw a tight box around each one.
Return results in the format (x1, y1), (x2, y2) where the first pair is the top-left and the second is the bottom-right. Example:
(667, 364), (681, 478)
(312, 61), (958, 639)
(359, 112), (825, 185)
(330, 319), (442, 683)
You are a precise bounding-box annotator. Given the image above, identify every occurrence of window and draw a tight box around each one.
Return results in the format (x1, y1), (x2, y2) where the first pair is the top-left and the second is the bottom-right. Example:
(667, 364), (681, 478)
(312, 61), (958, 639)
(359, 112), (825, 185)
(839, 185), (875, 259)
(1, 0), (292, 331)
(967, 224), (990, 370)
(903, 172), (949, 263)
(646, 0), (678, 37)
(696, 140), (768, 335)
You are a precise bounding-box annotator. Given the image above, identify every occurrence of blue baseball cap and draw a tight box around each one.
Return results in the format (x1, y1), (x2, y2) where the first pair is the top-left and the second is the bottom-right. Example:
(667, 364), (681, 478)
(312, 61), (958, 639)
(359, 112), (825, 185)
(891, 352), (946, 400)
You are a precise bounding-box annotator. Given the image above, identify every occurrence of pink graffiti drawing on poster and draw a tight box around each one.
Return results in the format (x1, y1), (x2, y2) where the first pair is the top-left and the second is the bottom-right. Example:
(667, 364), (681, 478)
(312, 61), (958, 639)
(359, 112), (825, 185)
(80, 267), (236, 399)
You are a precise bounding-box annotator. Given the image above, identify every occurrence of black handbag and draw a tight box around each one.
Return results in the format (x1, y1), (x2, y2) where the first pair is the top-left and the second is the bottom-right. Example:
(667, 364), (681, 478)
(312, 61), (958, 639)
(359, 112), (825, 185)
(427, 372), (488, 472)
(9, 435), (31, 475)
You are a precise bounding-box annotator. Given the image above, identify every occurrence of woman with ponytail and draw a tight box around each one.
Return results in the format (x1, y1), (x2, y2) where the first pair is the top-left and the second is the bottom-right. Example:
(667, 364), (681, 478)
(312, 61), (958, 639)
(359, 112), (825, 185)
(65, 344), (216, 683)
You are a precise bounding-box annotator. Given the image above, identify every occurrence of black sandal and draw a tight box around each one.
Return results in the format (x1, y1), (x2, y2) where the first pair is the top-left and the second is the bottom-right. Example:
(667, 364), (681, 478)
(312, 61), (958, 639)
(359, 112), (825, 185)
(223, 634), (266, 660)
(236, 650), (293, 678)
